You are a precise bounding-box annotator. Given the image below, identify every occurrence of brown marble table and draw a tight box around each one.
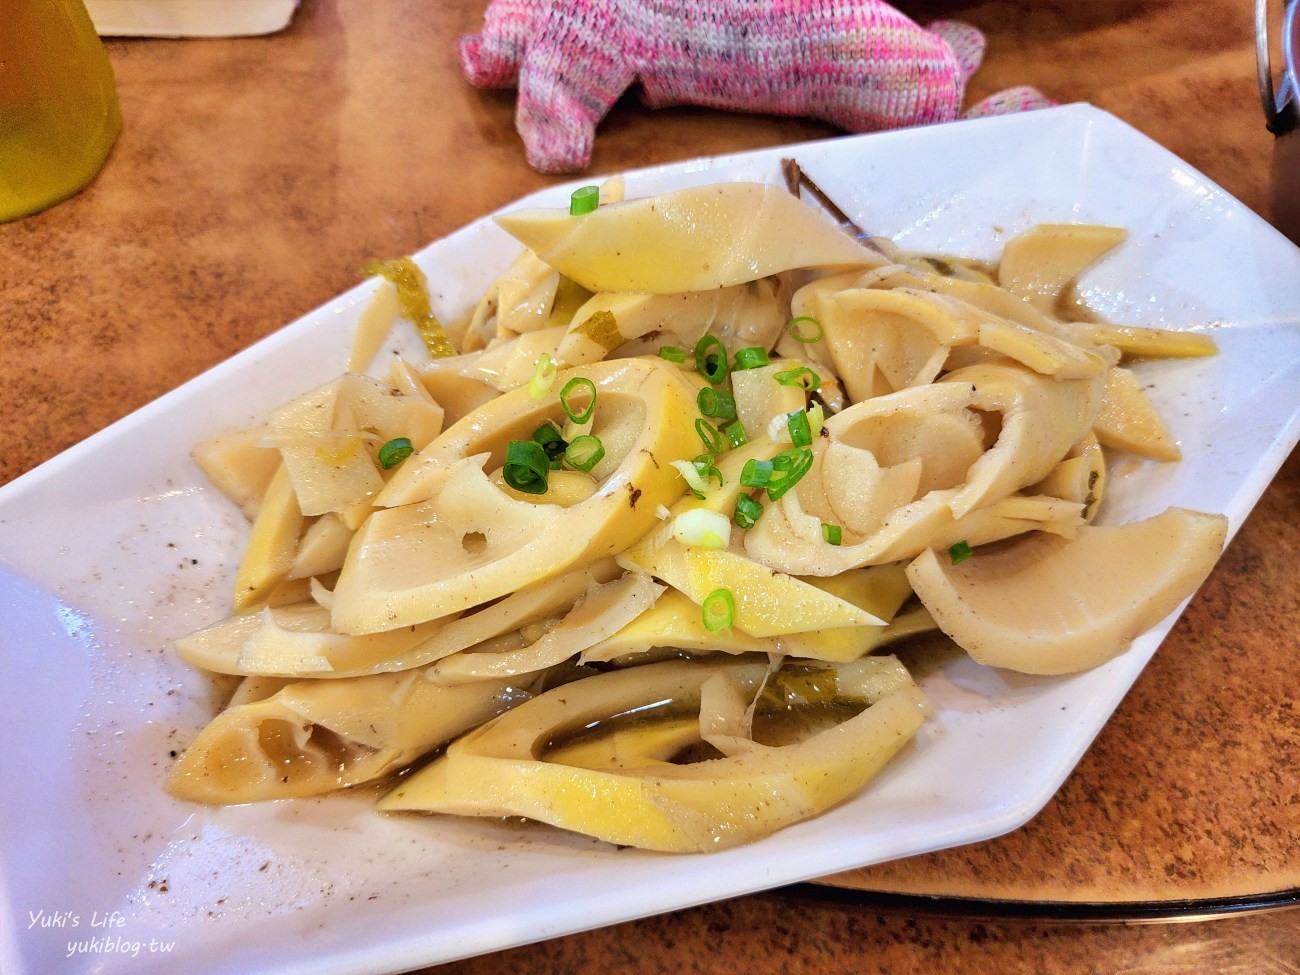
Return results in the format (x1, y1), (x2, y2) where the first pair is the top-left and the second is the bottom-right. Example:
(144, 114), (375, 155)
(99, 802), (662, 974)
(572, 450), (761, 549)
(2, 1), (1296, 972)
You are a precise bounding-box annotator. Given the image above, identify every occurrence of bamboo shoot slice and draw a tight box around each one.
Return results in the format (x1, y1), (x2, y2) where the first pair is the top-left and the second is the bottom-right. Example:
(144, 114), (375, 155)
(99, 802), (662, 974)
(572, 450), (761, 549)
(167, 671), (533, 804)
(231, 464), (302, 612)
(430, 572), (663, 683)
(618, 538), (885, 635)
(191, 424), (280, 520)
(332, 358), (700, 633)
(1092, 366), (1182, 461)
(943, 361), (1105, 519)
(997, 224), (1127, 313)
(495, 183), (881, 294)
(905, 507), (1228, 675)
(378, 657), (927, 853)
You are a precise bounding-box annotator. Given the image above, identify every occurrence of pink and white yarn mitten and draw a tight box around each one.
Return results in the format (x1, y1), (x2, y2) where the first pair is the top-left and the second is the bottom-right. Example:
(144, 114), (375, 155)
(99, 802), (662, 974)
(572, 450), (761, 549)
(460, 0), (1035, 174)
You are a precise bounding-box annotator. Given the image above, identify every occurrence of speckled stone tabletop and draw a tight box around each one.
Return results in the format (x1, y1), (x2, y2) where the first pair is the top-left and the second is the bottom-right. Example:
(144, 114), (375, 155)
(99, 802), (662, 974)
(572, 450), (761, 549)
(1, 1), (1296, 973)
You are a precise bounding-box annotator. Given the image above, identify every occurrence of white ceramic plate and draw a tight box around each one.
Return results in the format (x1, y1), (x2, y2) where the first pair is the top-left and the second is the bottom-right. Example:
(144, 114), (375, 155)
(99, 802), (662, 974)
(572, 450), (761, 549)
(2, 104), (1298, 975)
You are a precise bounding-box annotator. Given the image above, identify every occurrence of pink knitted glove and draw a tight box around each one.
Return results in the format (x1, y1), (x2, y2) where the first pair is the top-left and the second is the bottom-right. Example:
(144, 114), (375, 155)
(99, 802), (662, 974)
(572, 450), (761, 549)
(460, 0), (988, 174)
(965, 85), (1055, 118)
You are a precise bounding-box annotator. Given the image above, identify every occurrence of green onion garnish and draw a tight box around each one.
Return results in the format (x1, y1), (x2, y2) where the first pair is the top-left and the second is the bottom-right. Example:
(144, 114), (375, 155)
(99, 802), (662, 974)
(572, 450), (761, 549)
(696, 386), (737, 421)
(503, 440), (550, 495)
(821, 523), (843, 545)
(787, 409), (813, 447)
(528, 353), (557, 399)
(787, 315), (823, 343)
(569, 185), (600, 216)
(693, 454), (723, 490)
(734, 494), (763, 529)
(807, 401), (825, 439)
(673, 509), (731, 549)
(560, 376), (597, 424)
(564, 434), (605, 473)
(774, 366), (821, 391)
(377, 437), (413, 470)
(532, 420), (568, 461)
(695, 418), (724, 454)
(949, 540), (973, 564)
(723, 419), (749, 449)
(701, 587), (736, 633)
(694, 334), (729, 385)
(657, 345), (688, 364)
(671, 459), (708, 498)
(765, 446), (814, 501)
(740, 458), (773, 489)
(733, 347), (771, 370)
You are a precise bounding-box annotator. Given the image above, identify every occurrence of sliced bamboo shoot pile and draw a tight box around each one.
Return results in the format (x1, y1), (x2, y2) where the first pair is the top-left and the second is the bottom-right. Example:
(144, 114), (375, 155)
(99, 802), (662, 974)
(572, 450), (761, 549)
(905, 507), (1228, 675)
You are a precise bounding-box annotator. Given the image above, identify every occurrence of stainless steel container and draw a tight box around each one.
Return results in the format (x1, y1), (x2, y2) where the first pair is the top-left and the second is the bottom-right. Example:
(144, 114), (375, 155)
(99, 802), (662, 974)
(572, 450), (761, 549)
(1258, 0), (1299, 243)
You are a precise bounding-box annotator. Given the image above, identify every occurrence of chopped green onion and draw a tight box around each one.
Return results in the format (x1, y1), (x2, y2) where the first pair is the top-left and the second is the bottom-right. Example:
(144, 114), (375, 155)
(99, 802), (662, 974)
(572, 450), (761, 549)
(733, 346), (771, 370)
(739, 458), (773, 489)
(671, 459), (709, 498)
(774, 365), (821, 391)
(701, 587), (736, 633)
(692, 453), (723, 490)
(787, 409), (813, 447)
(657, 345), (688, 364)
(528, 353), (557, 399)
(821, 523), (843, 545)
(734, 494), (764, 529)
(695, 418), (724, 454)
(532, 421), (568, 461)
(377, 437), (413, 470)
(807, 401), (825, 438)
(949, 540), (973, 564)
(696, 386), (737, 421)
(564, 434), (605, 473)
(569, 185), (600, 215)
(672, 509), (731, 549)
(765, 446), (814, 501)
(560, 376), (597, 424)
(723, 419), (749, 448)
(787, 315), (823, 343)
(693, 334), (729, 385)
(503, 440), (550, 495)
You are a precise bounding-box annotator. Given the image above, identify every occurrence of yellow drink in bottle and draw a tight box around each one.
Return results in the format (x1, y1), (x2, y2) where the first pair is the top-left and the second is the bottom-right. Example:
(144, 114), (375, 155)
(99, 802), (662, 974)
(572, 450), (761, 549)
(0, 0), (122, 221)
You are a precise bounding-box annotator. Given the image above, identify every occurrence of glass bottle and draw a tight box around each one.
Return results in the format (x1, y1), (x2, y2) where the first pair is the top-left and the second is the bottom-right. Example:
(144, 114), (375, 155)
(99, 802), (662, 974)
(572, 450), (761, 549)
(0, 0), (123, 222)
